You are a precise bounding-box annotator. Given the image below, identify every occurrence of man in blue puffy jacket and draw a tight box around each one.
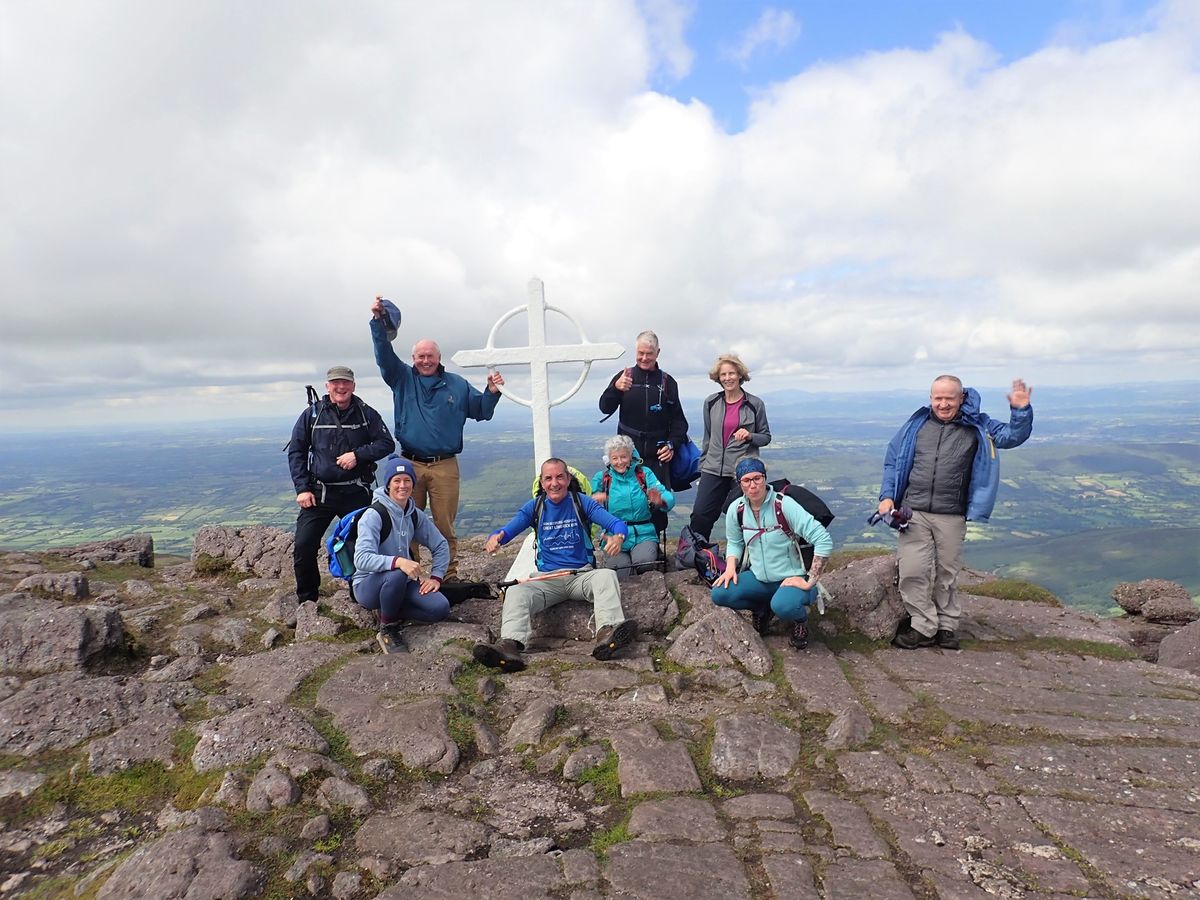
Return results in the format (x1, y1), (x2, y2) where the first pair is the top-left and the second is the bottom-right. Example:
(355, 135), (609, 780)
(287, 366), (395, 604)
(879, 376), (1033, 650)
(370, 296), (504, 581)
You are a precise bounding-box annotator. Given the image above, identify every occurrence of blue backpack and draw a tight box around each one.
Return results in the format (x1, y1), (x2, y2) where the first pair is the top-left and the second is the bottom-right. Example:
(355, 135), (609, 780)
(327, 502), (415, 580)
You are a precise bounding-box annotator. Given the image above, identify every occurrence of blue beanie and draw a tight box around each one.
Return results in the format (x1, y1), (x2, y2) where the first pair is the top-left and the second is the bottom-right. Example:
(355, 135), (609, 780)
(381, 456), (416, 487)
(735, 457), (766, 480)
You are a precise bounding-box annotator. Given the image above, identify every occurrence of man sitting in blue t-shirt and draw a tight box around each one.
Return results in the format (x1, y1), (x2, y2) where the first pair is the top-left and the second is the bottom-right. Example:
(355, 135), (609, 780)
(473, 458), (638, 673)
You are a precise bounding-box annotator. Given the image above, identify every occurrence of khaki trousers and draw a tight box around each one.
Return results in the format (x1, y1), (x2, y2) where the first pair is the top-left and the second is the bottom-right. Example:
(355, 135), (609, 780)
(500, 569), (625, 646)
(896, 510), (967, 637)
(410, 456), (461, 578)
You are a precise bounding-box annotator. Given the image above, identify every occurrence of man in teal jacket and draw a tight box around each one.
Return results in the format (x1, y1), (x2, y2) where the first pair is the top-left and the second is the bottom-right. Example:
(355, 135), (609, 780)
(879, 376), (1033, 650)
(370, 297), (505, 579)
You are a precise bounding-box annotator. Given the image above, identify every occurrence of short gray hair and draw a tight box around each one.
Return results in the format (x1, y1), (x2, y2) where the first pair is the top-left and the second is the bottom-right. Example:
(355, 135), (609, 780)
(635, 331), (659, 351)
(603, 434), (636, 464)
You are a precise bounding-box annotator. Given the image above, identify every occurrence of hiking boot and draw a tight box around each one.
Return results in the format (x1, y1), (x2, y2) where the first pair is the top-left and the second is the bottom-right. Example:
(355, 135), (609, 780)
(893, 626), (936, 649)
(935, 629), (960, 650)
(592, 620), (638, 661)
(751, 608), (775, 636)
(789, 621), (809, 650)
(376, 623), (408, 654)
(472, 639), (526, 673)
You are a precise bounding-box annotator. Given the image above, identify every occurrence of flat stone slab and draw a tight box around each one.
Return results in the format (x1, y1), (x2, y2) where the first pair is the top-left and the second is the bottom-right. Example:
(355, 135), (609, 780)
(96, 825), (263, 899)
(803, 790), (889, 858)
(0, 770), (46, 799)
(960, 592), (1126, 644)
(356, 810), (491, 866)
(1019, 794), (1200, 896)
(836, 751), (910, 794)
(883, 649), (1200, 743)
(382, 854), (567, 899)
(191, 702), (328, 772)
(992, 741), (1200, 811)
(781, 642), (859, 715)
(761, 854), (821, 900)
(628, 797), (726, 842)
(561, 667), (641, 696)
(723, 793), (796, 821)
(315, 652), (461, 771)
(606, 841), (751, 899)
(819, 858), (915, 900)
(223, 641), (349, 703)
(711, 712), (802, 780)
(610, 722), (701, 796)
(0, 673), (190, 756)
(87, 706), (184, 774)
(862, 790), (1092, 896)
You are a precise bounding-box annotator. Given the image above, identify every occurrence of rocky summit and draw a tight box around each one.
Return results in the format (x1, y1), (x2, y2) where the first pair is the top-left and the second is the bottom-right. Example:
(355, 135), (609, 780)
(1, 531), (1198, 899)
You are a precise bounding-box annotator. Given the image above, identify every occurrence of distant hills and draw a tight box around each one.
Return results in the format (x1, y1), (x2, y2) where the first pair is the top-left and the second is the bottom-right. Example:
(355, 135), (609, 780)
(2, 381), (1196, 614)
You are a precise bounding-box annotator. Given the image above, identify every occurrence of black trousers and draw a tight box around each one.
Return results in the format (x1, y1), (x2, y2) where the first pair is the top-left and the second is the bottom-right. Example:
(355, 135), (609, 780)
(688, 472), (738, 541)
(293, 483), (371, 602)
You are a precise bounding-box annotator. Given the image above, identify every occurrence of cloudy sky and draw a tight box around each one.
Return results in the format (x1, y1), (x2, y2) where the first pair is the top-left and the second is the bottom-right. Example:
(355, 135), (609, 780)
(3, 0), (1198, 429)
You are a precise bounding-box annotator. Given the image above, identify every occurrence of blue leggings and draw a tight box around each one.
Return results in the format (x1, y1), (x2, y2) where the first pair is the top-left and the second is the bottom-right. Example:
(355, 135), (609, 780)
(710, 569), (817, 622)
(352, 570), (450, 625)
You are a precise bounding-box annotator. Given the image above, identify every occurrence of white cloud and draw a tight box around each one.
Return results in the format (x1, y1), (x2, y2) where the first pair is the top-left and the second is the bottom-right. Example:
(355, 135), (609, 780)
(1, 0), (1198, 428)
(640, 0), (696, 80)
(722, 7), (802, 68)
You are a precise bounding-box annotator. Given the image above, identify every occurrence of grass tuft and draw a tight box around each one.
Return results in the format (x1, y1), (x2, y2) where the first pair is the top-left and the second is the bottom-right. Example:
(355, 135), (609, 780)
(960, 580), (1062, 606)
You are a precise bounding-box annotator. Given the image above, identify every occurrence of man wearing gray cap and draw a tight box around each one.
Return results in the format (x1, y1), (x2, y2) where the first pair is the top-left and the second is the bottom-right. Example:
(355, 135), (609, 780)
(287, 365), (395, 604)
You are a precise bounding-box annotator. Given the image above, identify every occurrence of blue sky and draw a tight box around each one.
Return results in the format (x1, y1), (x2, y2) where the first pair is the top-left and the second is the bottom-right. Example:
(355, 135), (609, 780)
(662, 1), (1159, 129)
(1, 0), (1197, 427)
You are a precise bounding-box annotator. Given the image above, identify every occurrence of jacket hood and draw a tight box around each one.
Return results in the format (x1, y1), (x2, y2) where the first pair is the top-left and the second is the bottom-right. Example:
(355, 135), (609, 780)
(959, 387), (982, 420)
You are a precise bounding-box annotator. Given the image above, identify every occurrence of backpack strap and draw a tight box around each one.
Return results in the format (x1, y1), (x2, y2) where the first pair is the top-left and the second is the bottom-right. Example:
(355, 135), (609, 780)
(572, 491), (597, 567)
(369, 501), (393, 544)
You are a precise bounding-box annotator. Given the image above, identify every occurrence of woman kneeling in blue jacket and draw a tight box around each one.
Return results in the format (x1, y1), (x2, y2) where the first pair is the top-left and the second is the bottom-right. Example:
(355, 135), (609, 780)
(710, 458), (833, 650)
(353, 456), (450, 653)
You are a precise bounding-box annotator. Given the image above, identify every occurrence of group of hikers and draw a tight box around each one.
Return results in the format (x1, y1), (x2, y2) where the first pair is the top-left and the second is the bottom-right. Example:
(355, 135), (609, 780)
(287, 298), (1034, 668)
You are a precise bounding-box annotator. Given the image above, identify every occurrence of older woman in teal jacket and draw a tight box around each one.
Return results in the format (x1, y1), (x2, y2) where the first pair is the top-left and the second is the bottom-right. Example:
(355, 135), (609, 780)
(711, 458), (832, 650)
(591, 435), (674, 579)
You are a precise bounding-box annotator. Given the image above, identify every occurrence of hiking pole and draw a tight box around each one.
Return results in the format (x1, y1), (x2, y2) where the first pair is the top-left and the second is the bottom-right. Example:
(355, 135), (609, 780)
(496, 569), (581, 589)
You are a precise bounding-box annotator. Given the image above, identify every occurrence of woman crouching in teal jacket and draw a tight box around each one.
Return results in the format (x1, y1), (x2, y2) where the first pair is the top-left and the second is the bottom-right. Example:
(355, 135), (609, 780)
(591, 435), (674, 580)
(710, 458), (832, 650)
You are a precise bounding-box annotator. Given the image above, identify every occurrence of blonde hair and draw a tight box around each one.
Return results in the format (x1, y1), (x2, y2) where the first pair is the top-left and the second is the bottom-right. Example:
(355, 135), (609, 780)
(709, 354), (750, 384)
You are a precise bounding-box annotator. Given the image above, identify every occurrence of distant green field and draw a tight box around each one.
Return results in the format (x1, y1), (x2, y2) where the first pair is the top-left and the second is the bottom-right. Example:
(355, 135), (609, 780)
(3, 385), (1197, 614)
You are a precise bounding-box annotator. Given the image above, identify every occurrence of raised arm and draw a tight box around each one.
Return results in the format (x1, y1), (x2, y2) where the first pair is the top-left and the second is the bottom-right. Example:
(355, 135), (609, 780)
(370, 315), (407, 388)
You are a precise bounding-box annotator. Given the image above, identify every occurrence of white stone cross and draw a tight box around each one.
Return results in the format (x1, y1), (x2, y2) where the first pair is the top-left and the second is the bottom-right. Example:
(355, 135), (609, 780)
(452, 277), (623, 470)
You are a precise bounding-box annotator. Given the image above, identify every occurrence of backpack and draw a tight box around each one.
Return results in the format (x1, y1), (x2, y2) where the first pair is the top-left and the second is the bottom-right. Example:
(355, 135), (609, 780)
(327, 501), (417, 580)
(694, 543), (727, 587)
(675, 524), (726, 586)
(734, 479), (834, 570)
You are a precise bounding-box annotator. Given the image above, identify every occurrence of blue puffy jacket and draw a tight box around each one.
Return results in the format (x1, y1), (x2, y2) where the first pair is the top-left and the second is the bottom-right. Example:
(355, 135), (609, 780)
(879, 388), (1033, 522)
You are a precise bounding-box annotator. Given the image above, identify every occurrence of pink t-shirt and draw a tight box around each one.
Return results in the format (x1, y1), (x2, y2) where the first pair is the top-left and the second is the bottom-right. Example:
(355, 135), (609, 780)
(722, 398), (744, 446)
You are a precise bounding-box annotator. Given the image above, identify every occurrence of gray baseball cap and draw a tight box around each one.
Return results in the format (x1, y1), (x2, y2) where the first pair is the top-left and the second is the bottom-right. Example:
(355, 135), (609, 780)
(326, 365), (355, 382)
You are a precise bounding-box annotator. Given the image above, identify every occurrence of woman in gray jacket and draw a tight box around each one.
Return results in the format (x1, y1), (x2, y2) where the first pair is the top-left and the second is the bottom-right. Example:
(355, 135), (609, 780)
(688, 354), (771, 540)
(353, 456), (451, 653)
